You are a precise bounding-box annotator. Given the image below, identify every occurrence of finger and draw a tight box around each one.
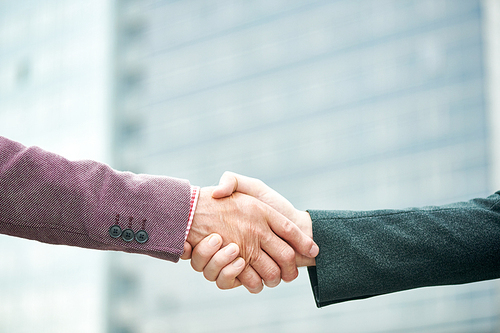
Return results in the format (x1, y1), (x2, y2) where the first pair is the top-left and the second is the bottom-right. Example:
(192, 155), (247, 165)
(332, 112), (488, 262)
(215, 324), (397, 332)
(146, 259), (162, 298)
(296, 252), (316, 267)
(259, 233), (298, 283)
(212, 172), (298, 220)
(191, 233), (222, 272)
(180, 242), (192, 260)
(203, 243), (240, 281)
(216, 257), (245, 290)
(238, 265), (264, 294)
(250, 250), (283, 287)
(265, 205), (319, 259)
(224, 172), (266, 198)
(212, 171), (266, 199)
(212, 171), (239, 198)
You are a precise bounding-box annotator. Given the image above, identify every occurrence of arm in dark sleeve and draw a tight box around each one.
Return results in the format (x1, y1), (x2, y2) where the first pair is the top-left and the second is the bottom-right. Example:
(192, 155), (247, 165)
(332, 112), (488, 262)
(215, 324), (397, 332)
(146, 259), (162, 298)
(307, 192), (500, 307)
(0, 136), (194, 262)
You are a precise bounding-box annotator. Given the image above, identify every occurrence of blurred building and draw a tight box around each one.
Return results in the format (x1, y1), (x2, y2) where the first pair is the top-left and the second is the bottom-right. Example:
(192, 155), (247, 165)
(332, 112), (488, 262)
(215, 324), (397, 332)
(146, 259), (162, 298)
(1, 0), (499, 332)
(0, 0), (112, 332)
(108, 0), (500, 333)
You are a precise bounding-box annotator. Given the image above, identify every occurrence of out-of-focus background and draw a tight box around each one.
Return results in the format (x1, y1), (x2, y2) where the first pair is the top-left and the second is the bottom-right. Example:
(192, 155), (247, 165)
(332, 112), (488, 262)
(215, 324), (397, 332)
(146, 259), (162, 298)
(1, 0), (500, 332)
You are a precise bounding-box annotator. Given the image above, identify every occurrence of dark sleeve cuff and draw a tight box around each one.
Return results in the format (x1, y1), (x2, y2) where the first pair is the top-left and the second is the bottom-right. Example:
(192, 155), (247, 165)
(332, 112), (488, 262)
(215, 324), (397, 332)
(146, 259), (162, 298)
(307, 265), (380, 308)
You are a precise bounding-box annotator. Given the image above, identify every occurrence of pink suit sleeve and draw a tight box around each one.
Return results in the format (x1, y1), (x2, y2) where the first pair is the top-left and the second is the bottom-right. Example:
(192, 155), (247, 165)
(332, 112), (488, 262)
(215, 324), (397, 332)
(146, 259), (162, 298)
(0, 136), (194, 262)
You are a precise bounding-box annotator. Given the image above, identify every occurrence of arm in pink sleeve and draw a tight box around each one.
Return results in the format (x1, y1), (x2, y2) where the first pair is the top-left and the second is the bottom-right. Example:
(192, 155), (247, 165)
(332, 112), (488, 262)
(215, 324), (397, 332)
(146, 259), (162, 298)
(0, 136), (193, 262)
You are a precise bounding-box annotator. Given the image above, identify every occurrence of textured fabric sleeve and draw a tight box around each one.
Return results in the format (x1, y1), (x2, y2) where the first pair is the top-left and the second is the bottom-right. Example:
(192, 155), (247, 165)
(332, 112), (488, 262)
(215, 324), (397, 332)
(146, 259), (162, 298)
(0, 136), (193, 262)
(307, 192), (500, 307)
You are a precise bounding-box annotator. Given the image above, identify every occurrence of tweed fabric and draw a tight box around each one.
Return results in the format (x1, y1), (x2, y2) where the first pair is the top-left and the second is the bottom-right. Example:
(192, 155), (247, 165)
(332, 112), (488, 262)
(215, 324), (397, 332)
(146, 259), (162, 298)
(307, 192), (500, 307)
(0, 136), (192, 262)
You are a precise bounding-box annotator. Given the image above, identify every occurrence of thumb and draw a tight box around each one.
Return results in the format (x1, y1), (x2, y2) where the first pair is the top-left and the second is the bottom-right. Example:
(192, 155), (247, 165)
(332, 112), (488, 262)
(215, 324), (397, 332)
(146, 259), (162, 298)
(212, 171), (238, 198)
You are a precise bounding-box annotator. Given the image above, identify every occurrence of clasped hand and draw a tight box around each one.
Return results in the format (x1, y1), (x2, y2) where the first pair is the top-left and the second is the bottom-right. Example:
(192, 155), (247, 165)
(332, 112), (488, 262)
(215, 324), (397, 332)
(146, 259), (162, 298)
(183, 172), (318, 293)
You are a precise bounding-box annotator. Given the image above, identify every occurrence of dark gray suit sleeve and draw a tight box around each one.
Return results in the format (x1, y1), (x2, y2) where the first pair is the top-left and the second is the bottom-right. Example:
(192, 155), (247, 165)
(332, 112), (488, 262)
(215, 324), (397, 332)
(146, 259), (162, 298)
(307, 191), (500, 307)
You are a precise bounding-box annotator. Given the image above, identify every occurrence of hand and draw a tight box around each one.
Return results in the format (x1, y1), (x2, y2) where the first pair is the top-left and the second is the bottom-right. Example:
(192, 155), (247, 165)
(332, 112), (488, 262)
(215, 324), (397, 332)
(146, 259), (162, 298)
(183, 174), (317, 292)
(189, 233), (246, 290)
(185, 186), (319, 291)
(212, 172), (316, 267)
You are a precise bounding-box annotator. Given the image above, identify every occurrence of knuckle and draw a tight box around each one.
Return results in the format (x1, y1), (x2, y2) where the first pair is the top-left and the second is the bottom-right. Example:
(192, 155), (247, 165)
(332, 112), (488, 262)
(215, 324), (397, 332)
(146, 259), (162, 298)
(283, 268), (299, 282)
(248, 286), (263, 294)
(245, 278), (263, 292)
(248, 199), (261, 212)
(216, 279), (230, 290)
(260, 231), (274, 244)
(281, 220), (295, 236)
(203, 271), (216, 282)
(282, 246), (296, 263)
(191, 261), (202, 273)
(266, 265), (281, 282)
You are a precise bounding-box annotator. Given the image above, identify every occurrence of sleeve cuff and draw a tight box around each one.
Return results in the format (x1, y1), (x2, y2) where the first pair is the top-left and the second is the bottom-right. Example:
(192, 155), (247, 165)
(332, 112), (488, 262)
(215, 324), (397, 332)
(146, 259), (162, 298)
(307, 266), (322, 307)
(185, 186), (200, 241)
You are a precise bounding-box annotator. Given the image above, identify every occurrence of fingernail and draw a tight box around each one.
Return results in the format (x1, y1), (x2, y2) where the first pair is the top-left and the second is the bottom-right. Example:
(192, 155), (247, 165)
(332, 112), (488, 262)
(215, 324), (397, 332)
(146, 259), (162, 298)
(208, 235), (220, 247)
(309, 244), (319, 257)
(225, 244), (237, 256)
(233, 258), (244, 268)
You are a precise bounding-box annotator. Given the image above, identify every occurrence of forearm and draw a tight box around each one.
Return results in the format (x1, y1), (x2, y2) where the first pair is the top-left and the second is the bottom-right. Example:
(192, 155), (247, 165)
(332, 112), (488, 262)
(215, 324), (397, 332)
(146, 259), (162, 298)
(307, 192), (500, 307)
(0, 136), (193, 262)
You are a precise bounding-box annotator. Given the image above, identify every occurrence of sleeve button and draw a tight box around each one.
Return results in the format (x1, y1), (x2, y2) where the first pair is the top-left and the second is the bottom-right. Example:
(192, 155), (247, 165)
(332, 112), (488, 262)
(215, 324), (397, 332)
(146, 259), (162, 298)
(135, 230), (149, 244)
(121, 229), (135, 242)
(109, 225), (122, 238)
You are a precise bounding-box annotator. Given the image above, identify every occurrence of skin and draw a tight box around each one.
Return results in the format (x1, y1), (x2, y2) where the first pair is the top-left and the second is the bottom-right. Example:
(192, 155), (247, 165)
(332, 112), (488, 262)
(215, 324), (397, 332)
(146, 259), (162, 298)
(184, 186), (318, 292)
(190, 234), (246, 290)
(183, 174), (317, 292)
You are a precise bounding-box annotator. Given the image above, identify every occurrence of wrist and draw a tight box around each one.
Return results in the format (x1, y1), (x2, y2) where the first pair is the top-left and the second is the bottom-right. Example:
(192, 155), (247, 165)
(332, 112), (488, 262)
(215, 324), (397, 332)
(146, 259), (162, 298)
(184, 186), (200, 241)
(296, 210), (313, 238)
(186, 187), (211, 246)
(294, 210), (316, 267)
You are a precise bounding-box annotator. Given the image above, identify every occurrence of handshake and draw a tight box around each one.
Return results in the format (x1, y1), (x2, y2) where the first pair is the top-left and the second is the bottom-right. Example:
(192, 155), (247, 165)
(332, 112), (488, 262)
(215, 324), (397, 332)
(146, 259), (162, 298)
(181, 172), (319, 293)
(3, 137), (495, 307)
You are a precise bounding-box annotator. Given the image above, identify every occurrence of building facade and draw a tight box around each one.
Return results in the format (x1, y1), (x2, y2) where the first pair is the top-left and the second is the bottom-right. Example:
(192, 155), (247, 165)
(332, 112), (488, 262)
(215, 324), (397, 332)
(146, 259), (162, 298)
(0, 0), (112, 332)
(108, 0), (500, 332)
(2, 0), (497, 332)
